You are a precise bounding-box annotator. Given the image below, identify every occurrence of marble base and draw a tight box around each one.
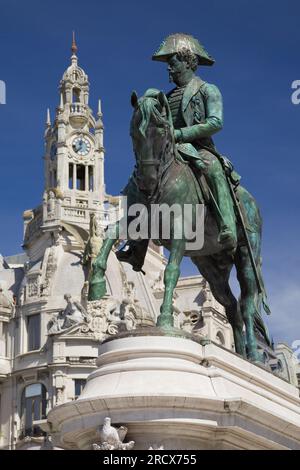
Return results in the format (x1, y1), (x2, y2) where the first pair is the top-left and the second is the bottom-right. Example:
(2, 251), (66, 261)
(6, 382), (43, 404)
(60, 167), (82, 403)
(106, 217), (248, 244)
(47, 334), (300, 450)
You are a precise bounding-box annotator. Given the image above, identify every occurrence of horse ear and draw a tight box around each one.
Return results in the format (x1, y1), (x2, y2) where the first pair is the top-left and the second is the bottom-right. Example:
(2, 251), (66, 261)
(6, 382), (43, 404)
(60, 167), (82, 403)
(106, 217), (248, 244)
(158, 91), (166, 110)
(131, 91), (138, 108)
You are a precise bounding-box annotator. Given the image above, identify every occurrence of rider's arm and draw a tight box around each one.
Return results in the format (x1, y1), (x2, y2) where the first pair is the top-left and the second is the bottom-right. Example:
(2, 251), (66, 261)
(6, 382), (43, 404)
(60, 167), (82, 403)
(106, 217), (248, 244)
(176, 83), (223, 143)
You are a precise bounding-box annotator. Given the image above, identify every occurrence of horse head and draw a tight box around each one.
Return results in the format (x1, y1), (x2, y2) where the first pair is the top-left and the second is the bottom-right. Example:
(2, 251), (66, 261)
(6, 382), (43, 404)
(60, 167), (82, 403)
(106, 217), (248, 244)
(130, 89), (174, 196)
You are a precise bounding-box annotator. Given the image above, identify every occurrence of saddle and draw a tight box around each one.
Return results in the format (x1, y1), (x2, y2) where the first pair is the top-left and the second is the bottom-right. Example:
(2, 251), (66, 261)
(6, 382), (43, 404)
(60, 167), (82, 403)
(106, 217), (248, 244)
(176, 142), (241, 188)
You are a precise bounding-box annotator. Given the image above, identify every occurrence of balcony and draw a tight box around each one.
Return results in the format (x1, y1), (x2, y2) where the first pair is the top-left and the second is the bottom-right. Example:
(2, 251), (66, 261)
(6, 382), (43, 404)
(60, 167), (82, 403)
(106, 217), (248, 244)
(69, 103), (88, 128)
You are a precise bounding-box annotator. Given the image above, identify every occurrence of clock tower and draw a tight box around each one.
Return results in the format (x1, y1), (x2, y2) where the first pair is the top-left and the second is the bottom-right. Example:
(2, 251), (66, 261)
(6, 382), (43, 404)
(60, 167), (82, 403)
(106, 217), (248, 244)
(43, 33), (105, 231)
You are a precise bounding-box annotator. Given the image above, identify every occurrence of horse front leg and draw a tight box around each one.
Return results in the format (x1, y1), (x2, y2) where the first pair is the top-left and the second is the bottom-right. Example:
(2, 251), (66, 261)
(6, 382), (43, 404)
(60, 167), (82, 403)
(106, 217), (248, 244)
(157, 239), (185, 329)
(88, 222), (120, 301)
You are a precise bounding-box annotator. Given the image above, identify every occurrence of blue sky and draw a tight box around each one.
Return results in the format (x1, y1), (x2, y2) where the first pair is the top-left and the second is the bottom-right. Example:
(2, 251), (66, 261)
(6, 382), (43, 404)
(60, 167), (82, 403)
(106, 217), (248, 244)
(0, 0), (300, 347)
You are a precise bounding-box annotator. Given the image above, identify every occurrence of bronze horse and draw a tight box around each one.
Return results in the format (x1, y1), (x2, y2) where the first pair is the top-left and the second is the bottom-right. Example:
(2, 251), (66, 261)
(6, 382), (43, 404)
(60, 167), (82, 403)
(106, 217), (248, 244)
(89, 90), (271, 362)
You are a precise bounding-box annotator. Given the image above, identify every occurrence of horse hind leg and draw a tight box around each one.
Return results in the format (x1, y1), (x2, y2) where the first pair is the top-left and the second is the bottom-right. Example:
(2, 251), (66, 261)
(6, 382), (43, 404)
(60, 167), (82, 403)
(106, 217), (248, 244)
(192, 255), (246, 358)
(235, 240), (261, 362)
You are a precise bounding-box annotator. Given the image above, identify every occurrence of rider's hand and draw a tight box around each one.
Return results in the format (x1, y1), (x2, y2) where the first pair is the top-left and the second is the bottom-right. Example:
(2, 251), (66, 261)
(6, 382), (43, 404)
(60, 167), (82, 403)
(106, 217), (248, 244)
(174, 129), (183, 143)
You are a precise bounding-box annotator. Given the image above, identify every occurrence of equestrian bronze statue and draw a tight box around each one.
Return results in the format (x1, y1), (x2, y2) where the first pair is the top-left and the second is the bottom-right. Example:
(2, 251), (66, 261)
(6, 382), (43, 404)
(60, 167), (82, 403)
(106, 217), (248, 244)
(88, 34), (271, 362)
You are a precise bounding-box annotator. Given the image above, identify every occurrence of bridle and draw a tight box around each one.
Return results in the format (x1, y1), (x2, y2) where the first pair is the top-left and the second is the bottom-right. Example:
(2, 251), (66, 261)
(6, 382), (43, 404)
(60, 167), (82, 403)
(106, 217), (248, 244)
(133, 94), (175, 202)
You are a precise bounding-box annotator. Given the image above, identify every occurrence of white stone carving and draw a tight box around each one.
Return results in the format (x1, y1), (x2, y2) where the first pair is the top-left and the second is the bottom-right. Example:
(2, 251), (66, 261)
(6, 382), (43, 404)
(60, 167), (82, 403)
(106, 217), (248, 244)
(175, 309), (203, 334)
(151, 270), (164, 292)
(53, 370), (66, 405)
(92, 417), (134, 450)
(47, 191), (56, 219)
(41, 246), (58, 297)
(84, 297), (122, 340)
(27, 275), (40, 298)
(48, 294), (89, 334)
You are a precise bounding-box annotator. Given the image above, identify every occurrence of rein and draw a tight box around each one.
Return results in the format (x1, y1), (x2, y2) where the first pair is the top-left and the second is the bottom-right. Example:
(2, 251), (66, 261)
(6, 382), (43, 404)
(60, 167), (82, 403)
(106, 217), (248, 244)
(134, 101), (175, 202)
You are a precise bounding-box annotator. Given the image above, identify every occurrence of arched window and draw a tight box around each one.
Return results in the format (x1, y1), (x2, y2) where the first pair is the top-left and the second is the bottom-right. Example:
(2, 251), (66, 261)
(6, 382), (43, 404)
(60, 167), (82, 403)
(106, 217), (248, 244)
(21, 383), (47, 437)
(76, 164), (85, 190)
(216, 331), (225, 346)
(72, 87), (81, 103)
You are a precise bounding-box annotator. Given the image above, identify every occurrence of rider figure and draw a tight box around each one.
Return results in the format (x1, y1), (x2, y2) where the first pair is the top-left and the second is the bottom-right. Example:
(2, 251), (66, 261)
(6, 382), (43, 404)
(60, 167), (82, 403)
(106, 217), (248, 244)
(118, 33), (238, 271)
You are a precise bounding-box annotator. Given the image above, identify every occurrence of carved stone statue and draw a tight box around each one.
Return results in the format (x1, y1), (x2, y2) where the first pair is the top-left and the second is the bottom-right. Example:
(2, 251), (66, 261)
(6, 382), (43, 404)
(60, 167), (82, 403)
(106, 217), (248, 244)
(48, 293), (88, 334)
(93, 417), (135, 450)
(0, 285), (14, 311)
(47, 190), (56, 219)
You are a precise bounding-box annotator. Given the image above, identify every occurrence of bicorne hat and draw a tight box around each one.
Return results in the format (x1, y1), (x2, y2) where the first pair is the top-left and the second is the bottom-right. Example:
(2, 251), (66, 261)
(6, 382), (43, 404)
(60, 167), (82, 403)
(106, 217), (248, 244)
(152, 33), (215, 66)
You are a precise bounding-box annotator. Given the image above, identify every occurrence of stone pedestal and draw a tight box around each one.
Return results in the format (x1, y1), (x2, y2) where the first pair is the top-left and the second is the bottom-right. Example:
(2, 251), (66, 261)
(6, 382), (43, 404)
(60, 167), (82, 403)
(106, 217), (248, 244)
(47, 333), (300, 450)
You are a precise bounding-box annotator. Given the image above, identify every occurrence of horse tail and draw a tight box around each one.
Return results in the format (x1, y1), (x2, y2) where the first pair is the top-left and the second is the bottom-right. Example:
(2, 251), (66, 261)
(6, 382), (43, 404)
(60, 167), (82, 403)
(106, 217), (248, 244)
(237, 186), (272, 347)
(252, 254), (272, 346)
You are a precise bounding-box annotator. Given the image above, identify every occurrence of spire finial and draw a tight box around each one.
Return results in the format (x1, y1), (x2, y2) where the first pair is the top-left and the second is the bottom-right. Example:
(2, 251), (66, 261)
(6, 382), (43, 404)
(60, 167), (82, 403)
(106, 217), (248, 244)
(46, 108), (51, 127)
(59, 93), (64, 110)
(71, 31), (78, 55)
(97, 99), (102, 117)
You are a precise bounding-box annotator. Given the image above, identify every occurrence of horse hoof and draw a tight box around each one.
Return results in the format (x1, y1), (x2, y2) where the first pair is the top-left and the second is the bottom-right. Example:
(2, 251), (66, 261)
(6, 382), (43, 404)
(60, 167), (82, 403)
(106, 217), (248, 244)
(156, 314), (174, 329)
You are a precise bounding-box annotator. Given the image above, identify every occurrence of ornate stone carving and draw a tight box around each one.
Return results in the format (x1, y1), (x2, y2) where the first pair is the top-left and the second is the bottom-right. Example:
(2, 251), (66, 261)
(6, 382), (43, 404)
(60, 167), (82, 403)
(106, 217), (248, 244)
(92, 417), (135, 450)
(47, 190), (56, 219)
(47, 294), (89, 334)
(84, 297), (122, 341)
(200, 278), (213, 305)
(27, 275), (40, 298)
(53, 370), (66, 405)
(151, 270), (164, 292)
(175, 309), (203, 334)
(41, 246), (58, 297)
(0, 283), (14, 317)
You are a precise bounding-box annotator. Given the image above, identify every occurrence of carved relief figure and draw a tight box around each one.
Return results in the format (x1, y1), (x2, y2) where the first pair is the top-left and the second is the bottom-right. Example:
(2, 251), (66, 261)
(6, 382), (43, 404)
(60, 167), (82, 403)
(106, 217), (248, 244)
(93, 417), (135, 450)
(47, 294), (88, 334)
(47, 190), (56, 219)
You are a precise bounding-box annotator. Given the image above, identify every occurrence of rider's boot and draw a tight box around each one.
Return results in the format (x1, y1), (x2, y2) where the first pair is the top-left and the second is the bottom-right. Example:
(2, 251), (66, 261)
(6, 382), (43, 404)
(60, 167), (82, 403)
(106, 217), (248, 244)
(116, 239), (149, 272)
(193, 158), (237, 251)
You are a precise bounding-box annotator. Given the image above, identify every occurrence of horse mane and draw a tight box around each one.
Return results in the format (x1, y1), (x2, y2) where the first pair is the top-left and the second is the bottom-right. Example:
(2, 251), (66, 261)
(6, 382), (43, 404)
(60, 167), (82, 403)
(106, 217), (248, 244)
(131, 93), (169, 138)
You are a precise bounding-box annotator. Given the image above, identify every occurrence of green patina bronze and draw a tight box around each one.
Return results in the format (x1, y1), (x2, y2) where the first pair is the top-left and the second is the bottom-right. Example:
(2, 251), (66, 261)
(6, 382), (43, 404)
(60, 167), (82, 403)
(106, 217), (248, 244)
(88, 34), (271, 362)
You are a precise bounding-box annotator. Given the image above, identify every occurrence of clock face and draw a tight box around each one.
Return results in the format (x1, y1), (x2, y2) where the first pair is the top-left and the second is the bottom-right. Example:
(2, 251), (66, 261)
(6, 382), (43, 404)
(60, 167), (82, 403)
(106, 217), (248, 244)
(72, 136), (91, 156)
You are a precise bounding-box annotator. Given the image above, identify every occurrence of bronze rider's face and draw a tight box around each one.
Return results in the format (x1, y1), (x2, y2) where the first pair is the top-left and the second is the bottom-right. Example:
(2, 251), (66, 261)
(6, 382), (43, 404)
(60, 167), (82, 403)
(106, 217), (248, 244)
(167, 54), (195, 87)
(167, 54), (187, 84)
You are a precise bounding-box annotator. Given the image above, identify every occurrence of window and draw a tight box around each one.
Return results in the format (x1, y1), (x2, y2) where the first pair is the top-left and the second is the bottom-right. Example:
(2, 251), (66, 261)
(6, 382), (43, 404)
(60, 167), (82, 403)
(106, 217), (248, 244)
(76, 164), (85, 191)
(69, 163), (74, 189)
(216, 331), (225, 346)
(89, 166), (94, 191)
(72, 87), (81, 103)
(21, 383), (47, 437)
(27, 314), (41, 351)
(74, 379), (86, 399)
